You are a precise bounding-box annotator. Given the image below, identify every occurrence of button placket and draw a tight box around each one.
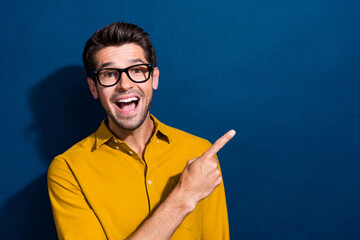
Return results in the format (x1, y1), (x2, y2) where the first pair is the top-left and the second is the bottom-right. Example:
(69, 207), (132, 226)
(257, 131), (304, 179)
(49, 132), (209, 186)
(143, 137), (162, 210)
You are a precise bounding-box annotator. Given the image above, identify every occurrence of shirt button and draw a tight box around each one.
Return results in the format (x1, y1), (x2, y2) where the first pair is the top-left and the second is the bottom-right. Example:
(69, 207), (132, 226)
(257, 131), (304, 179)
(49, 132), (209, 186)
(116, 146), (119, 150)
(129, 151), (133, 155)
(156, 140), (159, 144)
(148, 180), (152, 184)
(114, 139), (118, 143)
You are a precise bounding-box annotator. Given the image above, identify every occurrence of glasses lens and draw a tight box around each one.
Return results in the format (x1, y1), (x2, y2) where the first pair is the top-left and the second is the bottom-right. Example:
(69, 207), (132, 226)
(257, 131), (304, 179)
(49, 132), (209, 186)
(128, 65), (150, 82)
(98, 69), (119, 86)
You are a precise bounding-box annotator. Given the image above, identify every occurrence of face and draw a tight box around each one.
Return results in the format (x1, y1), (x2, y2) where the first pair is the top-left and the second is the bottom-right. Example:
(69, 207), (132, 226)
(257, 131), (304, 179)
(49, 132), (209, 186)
(87, 44), (159, 131)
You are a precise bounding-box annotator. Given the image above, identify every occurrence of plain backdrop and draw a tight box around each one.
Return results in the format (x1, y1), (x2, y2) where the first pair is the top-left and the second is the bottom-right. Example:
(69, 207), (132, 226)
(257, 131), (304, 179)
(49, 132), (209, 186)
(0, 0), (359, 239)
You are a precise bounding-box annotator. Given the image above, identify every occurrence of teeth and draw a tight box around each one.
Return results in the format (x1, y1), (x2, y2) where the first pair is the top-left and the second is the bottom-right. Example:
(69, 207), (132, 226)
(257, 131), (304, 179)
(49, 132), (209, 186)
(118, 97), (138, 103)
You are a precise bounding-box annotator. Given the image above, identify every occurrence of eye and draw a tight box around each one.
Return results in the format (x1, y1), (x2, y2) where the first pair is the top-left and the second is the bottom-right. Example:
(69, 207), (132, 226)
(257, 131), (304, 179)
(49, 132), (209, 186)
(104, 72), (116, 78)
(100, 70), (118, 79)
(130, 67), (144, 74)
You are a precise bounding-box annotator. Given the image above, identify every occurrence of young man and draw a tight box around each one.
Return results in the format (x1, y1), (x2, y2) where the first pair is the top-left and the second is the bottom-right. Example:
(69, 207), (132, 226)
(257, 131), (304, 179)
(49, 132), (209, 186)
(48, 22), (235, 240)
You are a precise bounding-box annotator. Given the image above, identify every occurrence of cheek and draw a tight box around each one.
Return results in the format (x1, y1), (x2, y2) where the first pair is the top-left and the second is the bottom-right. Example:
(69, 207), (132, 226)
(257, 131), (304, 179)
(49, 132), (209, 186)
(142, 87), (154, 100)
(145, 89), (154, 104)
(98, 89), (113, 104)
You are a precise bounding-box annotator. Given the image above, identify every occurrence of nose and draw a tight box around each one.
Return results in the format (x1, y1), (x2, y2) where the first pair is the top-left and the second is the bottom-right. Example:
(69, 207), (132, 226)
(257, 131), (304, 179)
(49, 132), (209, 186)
(116, 71), (135, 91)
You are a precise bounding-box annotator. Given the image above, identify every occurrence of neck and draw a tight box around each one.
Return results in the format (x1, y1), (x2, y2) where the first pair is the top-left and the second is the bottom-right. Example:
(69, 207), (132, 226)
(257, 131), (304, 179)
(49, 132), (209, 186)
(108, 114), (155, 158)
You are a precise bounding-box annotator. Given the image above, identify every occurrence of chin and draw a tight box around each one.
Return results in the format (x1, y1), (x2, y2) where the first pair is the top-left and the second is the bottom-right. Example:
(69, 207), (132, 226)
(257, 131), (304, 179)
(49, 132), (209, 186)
(110, 113), (148, 131)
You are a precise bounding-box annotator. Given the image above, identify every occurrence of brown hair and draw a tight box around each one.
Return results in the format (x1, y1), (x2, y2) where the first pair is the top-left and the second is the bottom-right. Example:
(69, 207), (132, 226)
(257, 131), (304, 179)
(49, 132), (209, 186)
(82, 22), (157, 77)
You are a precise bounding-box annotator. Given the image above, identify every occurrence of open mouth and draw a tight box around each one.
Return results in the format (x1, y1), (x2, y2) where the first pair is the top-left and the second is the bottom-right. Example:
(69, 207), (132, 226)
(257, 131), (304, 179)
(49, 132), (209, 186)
(116, 96), (140, 112)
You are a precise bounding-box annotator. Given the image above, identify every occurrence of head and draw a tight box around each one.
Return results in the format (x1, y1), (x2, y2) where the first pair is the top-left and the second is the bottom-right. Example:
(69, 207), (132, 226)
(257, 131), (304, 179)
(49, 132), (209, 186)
(83, 22), (159, 132)
(83, 22), (157, 77)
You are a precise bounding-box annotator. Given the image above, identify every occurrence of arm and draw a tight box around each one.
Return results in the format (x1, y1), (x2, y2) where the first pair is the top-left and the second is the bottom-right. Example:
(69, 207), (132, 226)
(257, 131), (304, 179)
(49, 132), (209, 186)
(48, 158), (107, 240)
(48, 158), (191, 240)
(49, 130), (235, 240)
(127, 130), (235, 240)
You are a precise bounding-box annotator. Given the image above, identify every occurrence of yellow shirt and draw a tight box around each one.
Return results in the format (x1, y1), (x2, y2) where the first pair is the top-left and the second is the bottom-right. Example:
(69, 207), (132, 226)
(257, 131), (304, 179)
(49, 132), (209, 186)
(48, 116), (230, 239)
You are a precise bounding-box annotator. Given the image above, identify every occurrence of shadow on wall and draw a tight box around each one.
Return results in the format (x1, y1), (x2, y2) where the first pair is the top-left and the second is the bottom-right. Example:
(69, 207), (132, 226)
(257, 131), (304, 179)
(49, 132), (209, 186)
(0, 66), (105, 239)
(0, 174), (57, 239)
(27, 65), (105, 164)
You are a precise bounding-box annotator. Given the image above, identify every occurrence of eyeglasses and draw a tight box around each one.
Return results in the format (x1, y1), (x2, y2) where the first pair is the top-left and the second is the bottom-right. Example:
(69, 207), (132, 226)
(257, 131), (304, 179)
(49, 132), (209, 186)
(92, 63), (155, 87)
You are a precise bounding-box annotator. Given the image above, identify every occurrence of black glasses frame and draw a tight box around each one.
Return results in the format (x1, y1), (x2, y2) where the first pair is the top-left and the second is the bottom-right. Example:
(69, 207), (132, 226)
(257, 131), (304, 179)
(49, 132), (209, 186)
(91, 63), (155, 87)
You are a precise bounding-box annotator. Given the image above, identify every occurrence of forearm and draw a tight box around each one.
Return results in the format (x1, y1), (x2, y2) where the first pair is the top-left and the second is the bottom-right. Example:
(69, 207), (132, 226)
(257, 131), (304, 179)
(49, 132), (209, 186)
(126, 186), (194, 240)
(127, 130), (235, 240)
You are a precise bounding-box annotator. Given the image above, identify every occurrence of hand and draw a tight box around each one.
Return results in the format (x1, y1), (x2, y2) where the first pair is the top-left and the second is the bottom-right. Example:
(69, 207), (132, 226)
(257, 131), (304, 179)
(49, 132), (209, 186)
(176, 130), (236, 212)
(125, 130), (235, 240)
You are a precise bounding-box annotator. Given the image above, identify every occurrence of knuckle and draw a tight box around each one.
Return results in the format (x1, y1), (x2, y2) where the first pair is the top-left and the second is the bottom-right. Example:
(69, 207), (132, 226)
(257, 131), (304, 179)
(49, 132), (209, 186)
(187, 158), (197, 165)
(218, 177), (223, 185)
(211, 162), (218, 168)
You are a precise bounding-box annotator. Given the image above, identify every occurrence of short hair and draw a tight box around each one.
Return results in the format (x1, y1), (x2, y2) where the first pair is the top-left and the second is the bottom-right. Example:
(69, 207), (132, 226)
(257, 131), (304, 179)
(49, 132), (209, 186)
(82, 22), (157, 78)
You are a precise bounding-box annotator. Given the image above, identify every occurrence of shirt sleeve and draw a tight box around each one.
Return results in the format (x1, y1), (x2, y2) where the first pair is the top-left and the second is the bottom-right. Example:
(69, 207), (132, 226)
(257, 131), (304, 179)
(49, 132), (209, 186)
(201, 156), (230, 240)
(47, 157), (107, 240)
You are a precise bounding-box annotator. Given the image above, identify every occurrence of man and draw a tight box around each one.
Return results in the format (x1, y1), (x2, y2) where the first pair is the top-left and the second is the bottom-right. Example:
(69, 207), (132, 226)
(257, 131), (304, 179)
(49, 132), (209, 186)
(48, 22), (235, 240)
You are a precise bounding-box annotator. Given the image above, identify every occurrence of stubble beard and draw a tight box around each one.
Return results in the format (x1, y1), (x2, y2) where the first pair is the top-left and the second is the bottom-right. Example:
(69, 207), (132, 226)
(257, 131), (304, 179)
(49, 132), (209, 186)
(106, 91), (153, 131)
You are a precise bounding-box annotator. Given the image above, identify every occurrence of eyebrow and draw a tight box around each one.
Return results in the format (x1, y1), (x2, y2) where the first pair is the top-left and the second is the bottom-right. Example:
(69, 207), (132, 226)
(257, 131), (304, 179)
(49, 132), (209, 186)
(128, 58), (145, 64)
(99, 59), (145, 69)
(99, 62), (116, 69)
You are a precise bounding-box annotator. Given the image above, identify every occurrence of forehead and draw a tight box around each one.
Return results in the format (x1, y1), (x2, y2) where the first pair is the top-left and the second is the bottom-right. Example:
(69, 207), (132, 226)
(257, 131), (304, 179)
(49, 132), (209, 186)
(95, 43), (147, 68)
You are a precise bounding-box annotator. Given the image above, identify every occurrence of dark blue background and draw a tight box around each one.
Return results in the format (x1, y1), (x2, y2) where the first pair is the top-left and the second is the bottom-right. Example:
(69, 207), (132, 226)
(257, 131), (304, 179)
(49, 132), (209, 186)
(1, 0), (359, 239)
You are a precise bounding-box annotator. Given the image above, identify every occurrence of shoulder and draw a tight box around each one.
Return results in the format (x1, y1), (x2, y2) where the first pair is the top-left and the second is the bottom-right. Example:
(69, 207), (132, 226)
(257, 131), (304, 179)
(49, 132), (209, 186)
(61, 131), (97, 157)
(48, 132), (97, 173)
(161, 122), (212, 153)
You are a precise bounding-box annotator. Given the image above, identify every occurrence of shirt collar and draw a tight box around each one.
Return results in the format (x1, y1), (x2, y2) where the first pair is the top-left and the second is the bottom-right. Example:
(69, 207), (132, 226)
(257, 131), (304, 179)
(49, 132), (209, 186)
(151, 115), (171, 144)
(94, 115), (171, 150)
(94, 119), (114, 150)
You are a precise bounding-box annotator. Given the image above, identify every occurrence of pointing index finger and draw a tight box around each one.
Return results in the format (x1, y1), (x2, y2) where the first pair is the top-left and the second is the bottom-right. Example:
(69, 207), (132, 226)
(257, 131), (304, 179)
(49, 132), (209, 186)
(202, 130), (236, 159)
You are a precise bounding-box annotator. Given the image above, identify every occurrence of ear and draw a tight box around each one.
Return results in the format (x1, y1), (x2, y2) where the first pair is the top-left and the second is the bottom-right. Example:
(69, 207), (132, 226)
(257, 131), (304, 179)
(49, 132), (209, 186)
(152, 67), (159, 90)
(87, 77), (99, 99)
